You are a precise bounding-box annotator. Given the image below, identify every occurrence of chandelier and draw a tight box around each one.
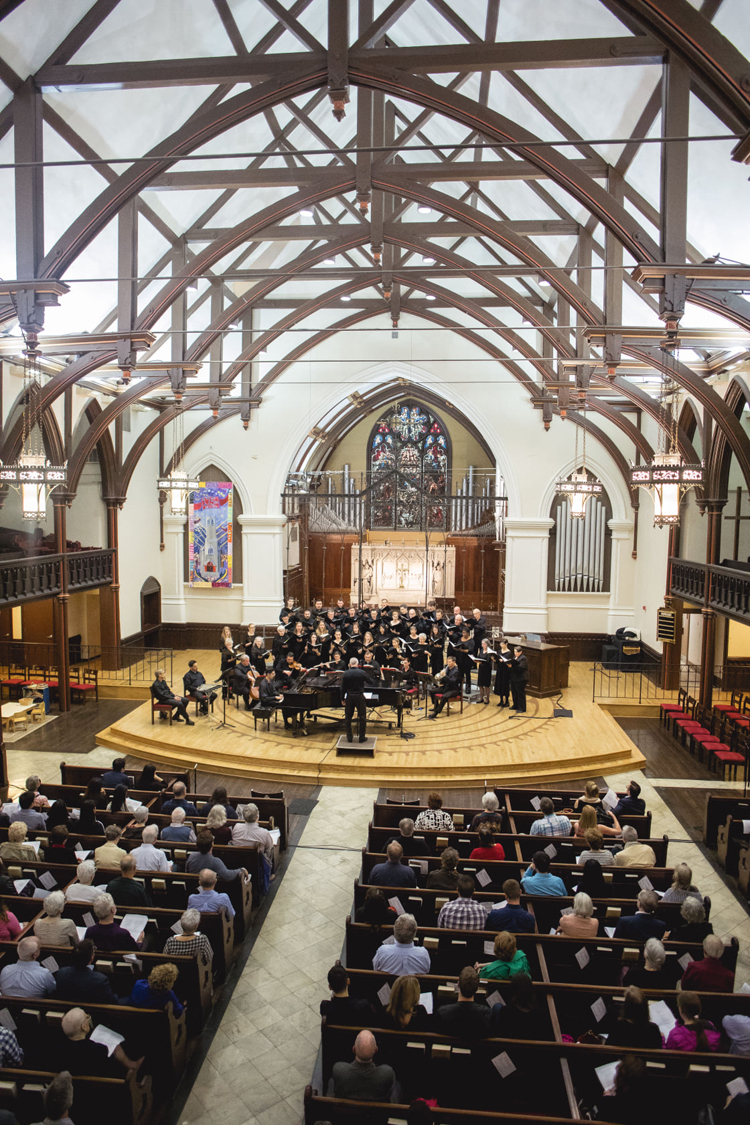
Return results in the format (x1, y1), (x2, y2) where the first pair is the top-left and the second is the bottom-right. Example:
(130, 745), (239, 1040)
(629, 359), (703, 527)
(0, 337), (67, 521)
(156, 407), (200, 514)
(555, 403), (602, 519)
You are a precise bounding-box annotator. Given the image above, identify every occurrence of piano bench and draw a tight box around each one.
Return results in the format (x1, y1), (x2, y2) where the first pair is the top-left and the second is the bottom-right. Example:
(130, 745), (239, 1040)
(253, 707), (273, 731)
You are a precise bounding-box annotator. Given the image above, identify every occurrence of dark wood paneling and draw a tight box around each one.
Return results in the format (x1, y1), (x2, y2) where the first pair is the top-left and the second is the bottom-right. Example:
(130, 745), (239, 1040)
(307, 533), (358, 602)
(545, 632), (608, 662)
(447, 536), (500, 610)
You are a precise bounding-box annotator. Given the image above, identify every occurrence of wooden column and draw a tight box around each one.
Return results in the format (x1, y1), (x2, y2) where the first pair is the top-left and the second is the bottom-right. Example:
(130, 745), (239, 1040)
(661, 524), (682, 691)
(53, 499), (71, 711)
(99, 501), (122, 670)
(699, 500), (726, 709)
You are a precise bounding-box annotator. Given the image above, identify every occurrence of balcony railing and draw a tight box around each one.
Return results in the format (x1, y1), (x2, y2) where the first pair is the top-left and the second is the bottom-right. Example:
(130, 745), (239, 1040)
(0, 549), (114, 607)
(670, 556), (750, 625)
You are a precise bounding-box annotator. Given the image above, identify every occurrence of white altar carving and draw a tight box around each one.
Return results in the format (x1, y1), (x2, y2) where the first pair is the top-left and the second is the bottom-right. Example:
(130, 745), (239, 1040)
(351, 544), (455, 604)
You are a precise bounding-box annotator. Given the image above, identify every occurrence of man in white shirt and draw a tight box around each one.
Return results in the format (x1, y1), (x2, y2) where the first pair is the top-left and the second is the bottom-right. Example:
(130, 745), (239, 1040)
(0, 937), (56, 998)
(130, 824), (172, 871)
(372, 913), (431, 974)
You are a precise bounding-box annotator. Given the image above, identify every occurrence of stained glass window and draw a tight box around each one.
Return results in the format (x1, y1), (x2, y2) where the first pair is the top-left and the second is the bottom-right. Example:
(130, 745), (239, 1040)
(368, 402), (450, 529)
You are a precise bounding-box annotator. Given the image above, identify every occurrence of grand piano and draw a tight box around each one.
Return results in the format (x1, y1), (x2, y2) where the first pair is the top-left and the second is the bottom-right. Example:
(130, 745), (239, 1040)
(277, 672), (406, 732)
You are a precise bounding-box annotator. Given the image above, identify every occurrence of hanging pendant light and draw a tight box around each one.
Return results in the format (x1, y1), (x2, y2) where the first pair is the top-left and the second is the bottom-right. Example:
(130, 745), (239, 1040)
(629, 358), (703, 527)
(555, 401), (602, 518)
(0, 337), (67, 521)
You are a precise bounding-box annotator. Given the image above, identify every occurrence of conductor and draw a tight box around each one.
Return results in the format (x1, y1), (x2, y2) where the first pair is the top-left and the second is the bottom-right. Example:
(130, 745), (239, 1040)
(342, 657), (369, 744)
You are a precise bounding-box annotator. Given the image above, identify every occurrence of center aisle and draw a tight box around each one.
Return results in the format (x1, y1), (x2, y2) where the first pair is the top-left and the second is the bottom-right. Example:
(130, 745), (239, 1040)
(182, 786), (379, 1125)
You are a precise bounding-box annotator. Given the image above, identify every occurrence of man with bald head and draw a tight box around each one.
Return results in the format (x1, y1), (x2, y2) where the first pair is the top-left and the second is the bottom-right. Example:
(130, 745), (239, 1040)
(332, 1029), (395, 1102)
(0, 936), (56, 997)
(369, 841), (417, 888)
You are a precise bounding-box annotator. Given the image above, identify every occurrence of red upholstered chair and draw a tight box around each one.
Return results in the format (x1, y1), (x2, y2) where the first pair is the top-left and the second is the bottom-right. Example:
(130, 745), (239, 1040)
(151, 687), (173, 725)
(660, 688), (688, 725)
(0, 664), (28, 700)
(434, 693), (464, 716)
(709, 744), (745, 780)
(70, 667), (98, 704)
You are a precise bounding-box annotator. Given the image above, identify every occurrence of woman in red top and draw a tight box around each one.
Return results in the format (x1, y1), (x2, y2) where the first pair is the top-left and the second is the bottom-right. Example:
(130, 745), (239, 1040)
(469, 824), (505, 861)
(0, 900), (23, 941)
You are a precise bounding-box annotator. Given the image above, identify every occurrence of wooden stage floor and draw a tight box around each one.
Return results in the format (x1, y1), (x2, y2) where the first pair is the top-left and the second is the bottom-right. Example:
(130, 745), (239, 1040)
(97, 663), (646, 788)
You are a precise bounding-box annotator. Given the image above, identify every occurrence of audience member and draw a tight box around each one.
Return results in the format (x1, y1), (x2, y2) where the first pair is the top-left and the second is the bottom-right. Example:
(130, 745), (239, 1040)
(84, 892), (141, 951)
(492, 972), (547, 1040)
(369, 842), (418, 888)
(573, 781), (610, 820)
(101, 758), (131, 789)
(31, 1069), (74, 1125)
(93, 825), (127, 870)
(578, 857), (611, 899)
(469, 824), (505, 861)
(556, 892), (599, 938)
(521, 851), (566, 896)
(437, 874), (486, 930)
(414, 793), (453, 832)
(55, 940), (119, 1005)
(163, 909), (214, 967)
(45, 801), (73, 831)
(606, 986), (663, 1049)
(83, 779), (108, 811)
(576, 827), (615, 865)
(33, 891), (77, 947)
(661, 862), (702, 905)
(332, 1029), (395, 1102)
(722, 1012), (750, 1056)
(530, 797), (572, 838)
(122, 806), (149, 841)
(613, 890), (665, 940)
(355, 887), (397, 926)
(128, 963), (184, 1016)
(573, 804), (619, 841)
(320, 962), (375, 1026)
(107, 785), (129, 814)
(0, 1022), (22, 1067)
(162, 782), (198, 817)
(198, 787), (237, 820)
(386, 818), (430, 857)
(436, 966), (497, 1039)
(475, 930), (530, 981)
(130, 824), (172, 871)
(64, 861), (100, 904)
(24, 775), (50, 810)
(138, 764), (164, 791)
(425, 847), (459, 890)
(469, 792), (503, 832)
(59, 1008), (142, 1075)
(613, 825), (655, 867)
(0, 900), (22, 941)
(43, 825), (76, 864)
(9, 791), (46, 830)
(666, 896), (713, 944)
(160, 808), (196, 843)
(0, 859), (15, 898)
(230, 803), (274, 869)
(106, 855), (153, 907)
(381, 974), (431, 1031)
(185, 832), (247, 883)
(186, 869), (235, 918)
(665, 991), (721, 1052)
(601, 1054), (648, 1125)
(680, 934), (734, 993)
(612, 780), (646, 818)
(485, 879), (535, 933)
(623, 938), (672, 991)
(0, 821), (37, 862)
(206, 805), (232, 845)
(723, 1091), (750, 1125)
(0, 936), (56, 997)
(372, 914), (430, 974)
(78, 800), (105, 837)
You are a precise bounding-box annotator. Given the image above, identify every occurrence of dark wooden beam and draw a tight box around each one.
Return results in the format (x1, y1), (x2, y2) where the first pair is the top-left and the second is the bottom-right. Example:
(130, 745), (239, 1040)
(183, 219), (579, 240)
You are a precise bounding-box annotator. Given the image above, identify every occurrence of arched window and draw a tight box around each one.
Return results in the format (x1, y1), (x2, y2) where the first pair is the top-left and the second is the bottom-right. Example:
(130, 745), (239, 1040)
(368, 401), (451, 530)
(547, 470), (612, 592)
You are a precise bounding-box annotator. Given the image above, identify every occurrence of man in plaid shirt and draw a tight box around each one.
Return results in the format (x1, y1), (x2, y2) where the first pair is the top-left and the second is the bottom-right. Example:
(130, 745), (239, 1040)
(529, 797), (572, 838)
(437, 875), (487, 929)
(0, 1026), (24, 1067)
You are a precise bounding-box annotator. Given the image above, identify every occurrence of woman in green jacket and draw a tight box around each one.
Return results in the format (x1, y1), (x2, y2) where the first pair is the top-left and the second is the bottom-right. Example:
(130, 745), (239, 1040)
(475, 931), (530, 981)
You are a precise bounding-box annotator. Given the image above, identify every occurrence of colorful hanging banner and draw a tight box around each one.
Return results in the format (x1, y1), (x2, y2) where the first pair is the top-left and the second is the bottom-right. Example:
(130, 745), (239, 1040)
(189, 482), (233, 587)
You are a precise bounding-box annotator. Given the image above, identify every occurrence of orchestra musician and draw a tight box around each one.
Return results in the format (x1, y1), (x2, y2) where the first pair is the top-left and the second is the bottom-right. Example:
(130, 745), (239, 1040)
(152, 669), (194, 725)
(183, 659), (217, 715)
(257, 667), (284, 709)
(427, 654), (461, 719)
(233, 654), (256, 711)
(362, 649), (382, 679)
(274, 651), (308, 736)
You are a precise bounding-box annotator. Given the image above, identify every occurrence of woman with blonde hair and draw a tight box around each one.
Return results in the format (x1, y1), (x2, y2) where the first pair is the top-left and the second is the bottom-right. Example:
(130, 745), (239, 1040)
(205, 804), (232, 845)
(128, 963), (184, 1015)
(556, 892), (599, 938)
(0, 821), (37, 862)
(475, 931), (530, 981)
(573, 803), (621, 839)
(383, 975), (431, 1030)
